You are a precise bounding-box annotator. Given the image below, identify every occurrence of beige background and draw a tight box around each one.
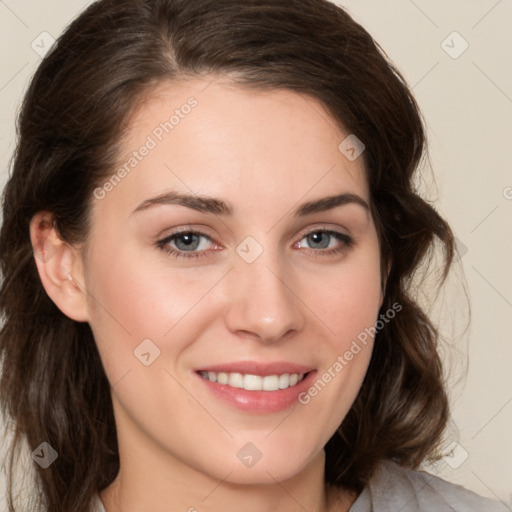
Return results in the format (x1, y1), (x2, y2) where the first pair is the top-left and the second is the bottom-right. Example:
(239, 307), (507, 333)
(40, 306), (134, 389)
(0, 0), (511, 509)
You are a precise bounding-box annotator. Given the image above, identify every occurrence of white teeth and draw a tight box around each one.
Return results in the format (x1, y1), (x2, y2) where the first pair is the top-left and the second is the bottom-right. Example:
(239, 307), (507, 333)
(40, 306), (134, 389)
(200, 371), (306, 391)
(217, 372), (229, 385)
(228, 372), (244, 389)
(262, 375), (280, 391)
(244, 374), (263, 391)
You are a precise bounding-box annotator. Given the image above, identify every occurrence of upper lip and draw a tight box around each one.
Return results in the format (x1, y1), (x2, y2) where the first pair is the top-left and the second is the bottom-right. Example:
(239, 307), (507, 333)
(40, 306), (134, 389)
(195, 361), (315, 377)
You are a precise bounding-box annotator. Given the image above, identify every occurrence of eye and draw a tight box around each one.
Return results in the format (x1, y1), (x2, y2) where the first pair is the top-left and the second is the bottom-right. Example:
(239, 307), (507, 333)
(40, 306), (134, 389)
(156, 231), (217, 259)
(295, 229), (354, 257)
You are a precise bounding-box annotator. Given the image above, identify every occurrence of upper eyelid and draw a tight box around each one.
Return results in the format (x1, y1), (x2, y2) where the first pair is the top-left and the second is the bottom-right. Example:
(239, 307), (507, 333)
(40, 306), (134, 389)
(158, 229), (213, 246)
(157, 227), (213, 243)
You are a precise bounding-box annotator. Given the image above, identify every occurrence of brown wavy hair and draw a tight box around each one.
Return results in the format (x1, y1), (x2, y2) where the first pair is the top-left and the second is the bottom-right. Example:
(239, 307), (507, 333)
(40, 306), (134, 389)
(0, 0), (454, 510)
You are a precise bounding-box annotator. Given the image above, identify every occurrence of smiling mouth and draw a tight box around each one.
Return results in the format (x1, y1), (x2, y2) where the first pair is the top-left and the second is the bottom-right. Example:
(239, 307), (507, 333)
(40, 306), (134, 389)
(198, 371), (309, 391)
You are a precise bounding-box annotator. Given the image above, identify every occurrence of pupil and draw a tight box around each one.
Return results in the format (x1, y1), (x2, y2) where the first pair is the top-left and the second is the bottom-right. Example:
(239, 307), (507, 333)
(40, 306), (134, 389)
(176, 233), (198, 250)
(310, 232), (328, 249)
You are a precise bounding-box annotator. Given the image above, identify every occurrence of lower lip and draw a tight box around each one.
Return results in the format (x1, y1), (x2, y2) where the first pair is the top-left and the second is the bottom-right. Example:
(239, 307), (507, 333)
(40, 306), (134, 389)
(195, 371), (317, 413)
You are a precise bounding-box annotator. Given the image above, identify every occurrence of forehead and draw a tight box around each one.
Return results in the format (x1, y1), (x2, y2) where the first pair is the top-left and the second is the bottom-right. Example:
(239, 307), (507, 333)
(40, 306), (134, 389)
(93, 77), (369, 220)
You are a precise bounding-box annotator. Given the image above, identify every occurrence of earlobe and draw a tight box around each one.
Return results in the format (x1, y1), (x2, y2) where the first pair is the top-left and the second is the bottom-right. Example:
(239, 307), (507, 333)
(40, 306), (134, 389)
(30, 211), (89, 322)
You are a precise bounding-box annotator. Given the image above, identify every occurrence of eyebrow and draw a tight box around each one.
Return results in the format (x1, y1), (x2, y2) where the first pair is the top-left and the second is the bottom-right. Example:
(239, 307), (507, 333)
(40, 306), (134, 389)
(131, 190), (369, 217)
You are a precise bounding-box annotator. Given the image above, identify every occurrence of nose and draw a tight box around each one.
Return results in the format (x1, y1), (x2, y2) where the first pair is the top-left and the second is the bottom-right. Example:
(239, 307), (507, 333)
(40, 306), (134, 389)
(223, 251), (305, 344)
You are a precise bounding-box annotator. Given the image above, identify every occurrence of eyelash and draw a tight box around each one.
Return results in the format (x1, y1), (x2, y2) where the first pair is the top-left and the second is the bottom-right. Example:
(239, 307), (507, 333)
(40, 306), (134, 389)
(156, 228), (354, 260)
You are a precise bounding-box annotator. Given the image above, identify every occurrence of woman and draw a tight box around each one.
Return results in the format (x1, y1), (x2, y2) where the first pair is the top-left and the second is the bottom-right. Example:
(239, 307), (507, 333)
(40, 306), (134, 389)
(0, 0), (506, 511)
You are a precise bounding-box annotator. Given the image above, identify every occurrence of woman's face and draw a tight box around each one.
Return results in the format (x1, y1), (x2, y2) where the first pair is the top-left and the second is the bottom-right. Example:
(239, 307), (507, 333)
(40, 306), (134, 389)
(83, 78), (383, 485)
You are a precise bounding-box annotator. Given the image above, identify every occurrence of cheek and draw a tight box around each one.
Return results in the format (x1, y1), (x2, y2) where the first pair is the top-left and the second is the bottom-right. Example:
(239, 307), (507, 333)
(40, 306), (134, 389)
(296, 299), (380, 453)
(83, 240), (227, 377)
(296, 242), (382, 417)
(311, 244), (383, 347)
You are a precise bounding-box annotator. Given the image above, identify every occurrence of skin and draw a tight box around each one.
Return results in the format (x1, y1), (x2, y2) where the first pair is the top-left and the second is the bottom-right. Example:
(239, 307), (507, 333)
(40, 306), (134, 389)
(31, 77), (384, 512)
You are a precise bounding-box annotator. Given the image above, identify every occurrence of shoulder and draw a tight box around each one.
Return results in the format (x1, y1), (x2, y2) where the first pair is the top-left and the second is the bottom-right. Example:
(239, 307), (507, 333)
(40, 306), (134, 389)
(349, 459), (508, 512)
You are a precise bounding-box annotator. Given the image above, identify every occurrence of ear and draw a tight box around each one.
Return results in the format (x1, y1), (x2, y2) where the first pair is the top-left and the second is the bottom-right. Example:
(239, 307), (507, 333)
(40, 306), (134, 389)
(29, 211), (89, 322)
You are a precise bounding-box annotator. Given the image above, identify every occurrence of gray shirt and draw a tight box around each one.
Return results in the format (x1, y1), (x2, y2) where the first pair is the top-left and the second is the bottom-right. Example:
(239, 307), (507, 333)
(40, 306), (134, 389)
(90, 460), (507, 511)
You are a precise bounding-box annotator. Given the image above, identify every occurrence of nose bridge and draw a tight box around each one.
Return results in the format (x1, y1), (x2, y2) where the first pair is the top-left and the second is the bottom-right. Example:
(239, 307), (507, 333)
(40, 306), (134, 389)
(223, 240), (305, 343)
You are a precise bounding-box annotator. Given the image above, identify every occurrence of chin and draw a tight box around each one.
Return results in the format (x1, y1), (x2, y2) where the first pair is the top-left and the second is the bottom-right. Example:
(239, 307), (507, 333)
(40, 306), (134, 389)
(200, 442), (321, 486)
